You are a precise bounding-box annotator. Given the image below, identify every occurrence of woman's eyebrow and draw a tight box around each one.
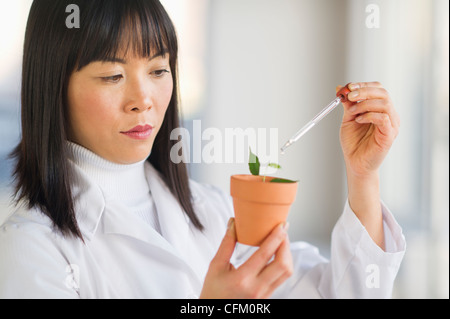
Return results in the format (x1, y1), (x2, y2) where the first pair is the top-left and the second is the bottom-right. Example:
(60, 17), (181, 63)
(99, 50), (169, 65)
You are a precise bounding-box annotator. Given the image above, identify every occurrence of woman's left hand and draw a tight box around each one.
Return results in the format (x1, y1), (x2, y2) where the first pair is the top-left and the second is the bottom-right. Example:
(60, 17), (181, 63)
(338, 82), (400, 178)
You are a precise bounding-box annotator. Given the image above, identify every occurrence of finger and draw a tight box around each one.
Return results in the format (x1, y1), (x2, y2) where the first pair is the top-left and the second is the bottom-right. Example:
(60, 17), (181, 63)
(347, 87), (390, 103)
(347, 83), (400, 129)
(347, 99), (400, 131)
(355, 112), (395, 137)
(346, 98), (392, 117)
(258, 237), (293, 290)
(336, 82), (383, 96)
(348, 81), (384, 91)
(211, 218), (237, 271)
(240, 223), (289, 275)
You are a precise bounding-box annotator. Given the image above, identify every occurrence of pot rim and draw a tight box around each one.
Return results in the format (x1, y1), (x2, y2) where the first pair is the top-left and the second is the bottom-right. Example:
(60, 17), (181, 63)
(230, 174), (298, 204)
(230, 174), (298, 184)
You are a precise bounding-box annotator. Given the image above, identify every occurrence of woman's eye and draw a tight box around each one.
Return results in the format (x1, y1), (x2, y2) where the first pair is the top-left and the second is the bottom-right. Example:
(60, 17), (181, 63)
(151, 69), (170, 78)
(102, 75), (123, 83)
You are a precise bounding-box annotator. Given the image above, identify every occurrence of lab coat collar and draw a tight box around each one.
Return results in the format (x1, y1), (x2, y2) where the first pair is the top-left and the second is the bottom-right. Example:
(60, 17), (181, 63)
(72, 159), (197, 265)
(101, 199), (180, 256)
(144, 163), (193, 261)
(70, 161), (106, 242)
(99, 162), (192, 259)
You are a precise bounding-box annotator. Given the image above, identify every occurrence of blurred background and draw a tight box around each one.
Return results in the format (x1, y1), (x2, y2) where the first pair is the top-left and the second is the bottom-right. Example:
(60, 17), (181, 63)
(0, 0), (448, 298)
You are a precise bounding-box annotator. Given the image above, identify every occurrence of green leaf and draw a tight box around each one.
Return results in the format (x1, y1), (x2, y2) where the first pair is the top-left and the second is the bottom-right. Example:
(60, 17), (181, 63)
(270, 178), (298, 184)
(268, 163), (282, 170)
(248, 148), (260, 176)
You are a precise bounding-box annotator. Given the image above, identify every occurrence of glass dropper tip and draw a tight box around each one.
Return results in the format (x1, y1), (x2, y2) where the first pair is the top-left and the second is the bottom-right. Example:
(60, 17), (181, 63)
(280, 141), (292, 154)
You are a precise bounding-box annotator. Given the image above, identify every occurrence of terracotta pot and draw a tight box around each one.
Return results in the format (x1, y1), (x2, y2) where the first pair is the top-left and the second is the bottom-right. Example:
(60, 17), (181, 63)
(230, 175), (298, 246)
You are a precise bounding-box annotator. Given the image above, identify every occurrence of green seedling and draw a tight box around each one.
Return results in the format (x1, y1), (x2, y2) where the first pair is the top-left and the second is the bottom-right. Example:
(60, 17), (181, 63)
(248, 148), (297, 183)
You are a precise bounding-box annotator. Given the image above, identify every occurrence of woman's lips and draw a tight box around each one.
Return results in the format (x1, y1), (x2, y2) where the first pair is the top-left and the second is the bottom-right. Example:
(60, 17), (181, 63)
(121, 125), (154, 140)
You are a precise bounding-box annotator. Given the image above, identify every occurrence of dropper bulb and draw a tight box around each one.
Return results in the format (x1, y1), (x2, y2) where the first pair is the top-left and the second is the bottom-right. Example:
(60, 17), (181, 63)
(336, 84), (352, 103)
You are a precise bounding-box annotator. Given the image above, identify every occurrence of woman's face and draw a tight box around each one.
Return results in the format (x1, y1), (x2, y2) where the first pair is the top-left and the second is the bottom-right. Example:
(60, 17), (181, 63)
(67, 52), (173, 164)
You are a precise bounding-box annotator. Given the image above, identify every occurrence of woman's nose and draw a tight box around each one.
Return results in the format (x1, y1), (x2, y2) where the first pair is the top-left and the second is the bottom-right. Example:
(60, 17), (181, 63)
(124, 80), (153, 113)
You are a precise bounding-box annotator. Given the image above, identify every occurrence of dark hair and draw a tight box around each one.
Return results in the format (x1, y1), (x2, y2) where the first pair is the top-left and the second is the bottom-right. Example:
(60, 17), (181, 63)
(11, 0), (203, 240)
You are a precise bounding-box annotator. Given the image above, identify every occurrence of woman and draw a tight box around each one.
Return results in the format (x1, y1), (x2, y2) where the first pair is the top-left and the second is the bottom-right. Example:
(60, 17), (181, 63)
(0, 0), (405, 299)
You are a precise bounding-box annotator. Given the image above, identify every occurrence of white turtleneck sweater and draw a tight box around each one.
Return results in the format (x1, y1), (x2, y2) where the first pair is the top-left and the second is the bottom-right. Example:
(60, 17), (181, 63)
(67, 142), (161, 233)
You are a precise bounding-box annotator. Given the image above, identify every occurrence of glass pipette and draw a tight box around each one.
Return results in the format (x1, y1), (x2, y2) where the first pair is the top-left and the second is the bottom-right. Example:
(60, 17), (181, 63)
(280, 84), (351, 153)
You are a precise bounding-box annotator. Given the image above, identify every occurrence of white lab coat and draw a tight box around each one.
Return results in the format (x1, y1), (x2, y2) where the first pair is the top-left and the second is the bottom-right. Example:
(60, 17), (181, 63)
(0, 162), (406, 299)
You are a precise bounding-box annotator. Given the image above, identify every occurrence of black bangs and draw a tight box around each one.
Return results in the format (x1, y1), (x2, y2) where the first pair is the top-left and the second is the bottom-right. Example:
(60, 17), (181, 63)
(74, 0), (178, 70)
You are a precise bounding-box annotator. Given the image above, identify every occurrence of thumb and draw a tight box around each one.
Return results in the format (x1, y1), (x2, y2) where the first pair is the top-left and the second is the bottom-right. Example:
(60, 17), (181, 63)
(211, 218), (237, 270)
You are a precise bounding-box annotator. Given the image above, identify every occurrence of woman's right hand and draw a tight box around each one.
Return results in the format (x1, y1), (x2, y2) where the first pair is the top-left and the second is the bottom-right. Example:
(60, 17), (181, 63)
(200, 219), (293, 299)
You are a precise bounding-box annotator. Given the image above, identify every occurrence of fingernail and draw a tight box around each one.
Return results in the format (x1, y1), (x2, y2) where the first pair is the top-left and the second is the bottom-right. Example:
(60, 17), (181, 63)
(281, 222), (290, 232)
(349, 83), (360, 90)
(349, 105), (358, 113)
(348, 91), (359, 100)
(227, 218), (235, 230)
(355, 116), (364, 123)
